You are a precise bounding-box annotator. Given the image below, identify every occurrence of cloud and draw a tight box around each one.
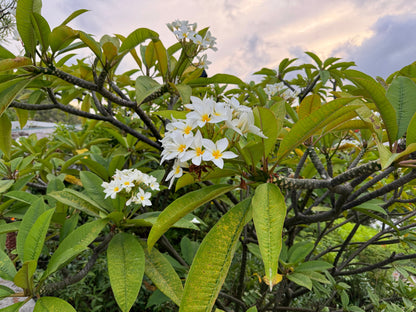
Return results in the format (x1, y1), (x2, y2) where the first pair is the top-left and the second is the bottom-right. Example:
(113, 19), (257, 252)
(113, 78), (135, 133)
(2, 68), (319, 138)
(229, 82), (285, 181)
(333, 14), (416, 78)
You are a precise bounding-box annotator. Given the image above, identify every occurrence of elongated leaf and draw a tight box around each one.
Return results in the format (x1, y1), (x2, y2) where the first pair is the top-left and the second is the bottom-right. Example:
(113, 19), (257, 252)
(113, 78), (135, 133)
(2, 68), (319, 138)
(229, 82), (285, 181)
(295, 260), (332, 273)
(0, 248), (17, 281)
(287, 272), (312, 290)
(253, 106), (278, 157)
(23, 208), (54, 262)
(186, 73), (244, 86)
(119, 28), (159, 52)
(180, 198), (252, 312)
(60, 9), (89, 26)
(0, 114), (11, 158)
(16, 0), (42, 56)
(154, 40), (168, 79)
(135, 76), (162, 105)
(42, 219), (107, 280)
(79, 171), (113, 212)
(0, 77), (34, 117)
(344, 69), (398, 145)
(0, 45), (15, 59)
(407, 113), (416, 146)
(0, 302), (24, 312)
(152, 110), (187, 120)
(305, 51), (322, 68)
(14, 260), (36, 291)
(108, 233), (145, 312)
(31, 12), (51, 53)
(0, 221), (20, 235)
(0, 285), (14, 299)
(148, 184), (236, 250)
(49, 25), (79, 53)
(276, 97), (356, 163)
(252, 183), (286, 290)
(4, 190), (38, 204)
(16, 197), (47, 260)
(34, 297), (76, 312)
(386, 76), (416, 139)
(288, 242), (314, 264)
(79, 31), (102, 59)
(139, 241), (183, 306)
(0, 57), (32, 73)
(48, 189), (107, 217)
(298, 94), (321, 120)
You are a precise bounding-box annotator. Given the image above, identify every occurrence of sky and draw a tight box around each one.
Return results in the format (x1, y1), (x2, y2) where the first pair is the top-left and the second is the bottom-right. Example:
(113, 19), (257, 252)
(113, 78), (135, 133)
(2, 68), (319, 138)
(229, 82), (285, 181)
(33, 0), (416, 82)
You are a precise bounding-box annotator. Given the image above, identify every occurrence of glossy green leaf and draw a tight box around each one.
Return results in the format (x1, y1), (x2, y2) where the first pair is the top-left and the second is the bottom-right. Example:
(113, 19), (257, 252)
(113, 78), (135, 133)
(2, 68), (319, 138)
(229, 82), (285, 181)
(288, 241), (314, 264)
(407, 113), (416, 146)
(152, 110), (187, 120)
(0, 285), (14, 299)
(0, 57), (32, 73)
(253, 106), (279, 157)
(14, 260), (36, 291)
(42, 219), (107, 280)
(119, 28), (159, 52)
(0, 301), (24, 311)
(0, 114), (11, 158)
(344, 69), (398, 145)
(180, 198), (252, 312)
(34, 297), (76, 312)
(16, 0), (42, 56)
(131, 211), (201, 230)
(305, 51), (322, 68)
(148, 184), (236, 250)
(0, 45), (15, 59)
(276, 97), (357, 163)
(169, 83), (192, 105)
(49, 25), (79, 53)
(48, 189), (107, 217)
(16, 197), (47, 260)
(135, 76), (162, 105)
(252, 183), (286, 290)
(4, 190), (38, 204)
(0, 221), (20, 235)
(0, 248), (17, 281)
(153, 40), (168, 78)
(22, 208), (54, 263)
(31, 12), (51, 53)
(386, 76), (416, 139)
(60, 9), (89, 26)
(139, 241), (183, 306)
(108, 233), (145, 312)
(287, 272), (313, 290)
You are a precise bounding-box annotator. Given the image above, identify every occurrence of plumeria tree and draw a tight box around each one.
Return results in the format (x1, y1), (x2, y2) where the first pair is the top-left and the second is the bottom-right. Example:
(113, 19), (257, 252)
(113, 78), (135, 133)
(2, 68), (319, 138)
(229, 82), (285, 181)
(1, 0), (416, 311)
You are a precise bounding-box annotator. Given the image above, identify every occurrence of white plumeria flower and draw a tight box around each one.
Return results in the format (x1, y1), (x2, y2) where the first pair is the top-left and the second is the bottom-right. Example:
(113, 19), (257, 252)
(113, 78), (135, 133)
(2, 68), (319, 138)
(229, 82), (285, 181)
(160, 131), (192, 163)
(211, 101), (232, 123)
(166, 160), (187, 188)
(169, 118), (197, 137)
(102, 180), (122, 199)
(183, 130), (205, 165)
(185, 96), (216, 127)
(144, 175), (160, 191)
(202, 138), (238, 169)
(135, 188), (152, 206)
(190, 217), (201, 224)
(196, 54), (211, 70)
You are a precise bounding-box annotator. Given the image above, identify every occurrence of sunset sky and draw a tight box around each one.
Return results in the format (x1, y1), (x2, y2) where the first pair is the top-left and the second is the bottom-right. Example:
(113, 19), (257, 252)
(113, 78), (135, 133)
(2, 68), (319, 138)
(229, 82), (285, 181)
(36, 0), (416, 81)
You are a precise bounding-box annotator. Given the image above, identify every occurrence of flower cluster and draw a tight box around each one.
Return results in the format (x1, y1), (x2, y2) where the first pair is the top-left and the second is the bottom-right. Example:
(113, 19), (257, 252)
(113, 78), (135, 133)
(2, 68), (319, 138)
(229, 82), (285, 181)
(264, 82), (298, 101)
(101, 169), (159, 207)
(167, 20), (216, 69)
(160, 96), (267, 188)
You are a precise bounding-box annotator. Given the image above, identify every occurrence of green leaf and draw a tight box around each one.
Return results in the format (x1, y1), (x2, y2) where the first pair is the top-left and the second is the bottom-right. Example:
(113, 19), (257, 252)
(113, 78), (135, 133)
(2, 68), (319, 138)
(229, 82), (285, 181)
(0, 248), (17, 281)
(0, 221), (20, 235)
(152, 110), (188, 120)
(107, 233), (145, 312)
(406, 112), (416, 146)
(119, 28), (159, 52)
(42, 219), (107, 280)
(355, 201), (387, 215)
(288, 241), (314, 264)
(180, 198), (252, 312)
(0, 285), (14, 299)
(135, 76), (162, 105)
(0, 180), (14, 193)
(31, 13), (51, 53)
(253, 106), (279, 157)
(153, 39), (168, 78)
(79, 171), (113, 213)
(0, 302), (24, 311)
(295, 260), (332, 273)
(305, 51), (322, 68)
(34, 297), (76, 312)
(186, 73), (245, 87)
(276, 97), (357, 163)
(14, 260), (36, 291)
(48, 189), (107, 217)
(23, 208), (55, 262)
(139, 241), (183, 306)
(49, 25), (79, 53)
(16, 0), (42, 57)
(298, 94), (321, 120)
(0, 114), (11, 158)
(252, 183), (286, 290)
(287, 272), (313, 290)
(4, 190), (38, 204)
(344, 69), (398, 145)
(246, 307), (258, 312)
(0, 45), (15, 59)
(147, 184), (236, 250)
(169, 83), (192, 105)
(16, 197), (47, 260)
(0, 77), (34, 117)
(386, 76), (416, 139)
(78, 31), (102, 59)
(60, 9), (89, 26)
(0, 57), (32, 73)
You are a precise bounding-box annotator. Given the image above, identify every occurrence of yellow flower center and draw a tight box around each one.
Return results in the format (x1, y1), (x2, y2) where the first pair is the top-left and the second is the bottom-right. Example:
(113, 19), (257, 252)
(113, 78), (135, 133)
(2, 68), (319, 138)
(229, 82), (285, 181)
(196, 147), (204, 156)
(212, 150), (222, 159)
(184, 125), (192, 135)
(178, 144), (186, 152)
(113, 187), (119, 192)
(175, 167), (181, 174)
(201, 114), (211, 123)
